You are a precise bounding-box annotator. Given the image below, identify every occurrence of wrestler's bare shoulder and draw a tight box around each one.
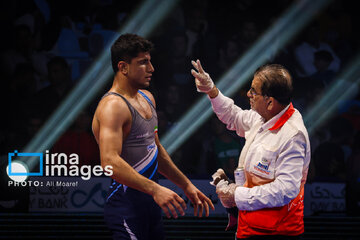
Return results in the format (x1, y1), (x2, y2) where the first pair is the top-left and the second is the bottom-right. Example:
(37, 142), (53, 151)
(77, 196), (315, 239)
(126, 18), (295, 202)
(95, 94), (131, 122)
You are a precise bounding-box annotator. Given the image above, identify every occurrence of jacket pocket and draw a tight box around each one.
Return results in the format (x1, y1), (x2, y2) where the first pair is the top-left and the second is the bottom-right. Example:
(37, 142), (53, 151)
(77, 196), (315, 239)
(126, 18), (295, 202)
(248, 145), (277, 180)
(242, 206), (287, 231)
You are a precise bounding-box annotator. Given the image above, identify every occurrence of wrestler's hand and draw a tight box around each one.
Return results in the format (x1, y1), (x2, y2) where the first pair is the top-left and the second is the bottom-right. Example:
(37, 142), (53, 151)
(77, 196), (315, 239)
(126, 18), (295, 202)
(216, 180), (238, 208)
(183, 183), (215, 217)
(191, 59), (214, 93)
(152, 185), (186, 219)
(210, 168), (229, 186)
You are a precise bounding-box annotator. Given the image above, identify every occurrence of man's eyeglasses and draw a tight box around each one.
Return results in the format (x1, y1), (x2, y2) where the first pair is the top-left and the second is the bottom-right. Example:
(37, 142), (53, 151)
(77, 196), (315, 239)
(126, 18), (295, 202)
(249, 87), (261, 97)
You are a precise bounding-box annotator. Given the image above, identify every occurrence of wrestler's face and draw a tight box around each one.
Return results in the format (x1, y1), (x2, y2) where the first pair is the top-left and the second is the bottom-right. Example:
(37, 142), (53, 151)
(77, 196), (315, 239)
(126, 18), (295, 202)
(127, 52), (154, 88)
(247, 76), (269, 118)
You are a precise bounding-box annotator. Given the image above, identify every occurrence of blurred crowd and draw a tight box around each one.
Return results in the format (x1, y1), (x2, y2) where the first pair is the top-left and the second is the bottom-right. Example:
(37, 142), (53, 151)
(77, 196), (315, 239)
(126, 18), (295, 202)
(0, 0), (359, 214)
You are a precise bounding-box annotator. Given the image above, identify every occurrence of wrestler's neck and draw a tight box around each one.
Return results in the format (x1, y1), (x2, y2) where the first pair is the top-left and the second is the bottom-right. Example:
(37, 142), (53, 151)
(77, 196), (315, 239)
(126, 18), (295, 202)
(110, 75), (139, 98)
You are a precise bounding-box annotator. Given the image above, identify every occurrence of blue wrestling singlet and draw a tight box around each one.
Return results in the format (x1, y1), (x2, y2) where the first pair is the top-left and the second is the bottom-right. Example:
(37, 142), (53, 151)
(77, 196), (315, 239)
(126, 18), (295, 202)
(102, 90), (164, 240)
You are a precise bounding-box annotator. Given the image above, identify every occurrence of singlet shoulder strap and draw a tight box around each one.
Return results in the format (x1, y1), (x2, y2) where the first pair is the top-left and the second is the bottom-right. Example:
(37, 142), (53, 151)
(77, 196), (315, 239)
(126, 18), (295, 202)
(138, 90), (155, 109)
(102, 91), (155, 111)
(102, 91), (128, 103)
(102, 91), (135, 115)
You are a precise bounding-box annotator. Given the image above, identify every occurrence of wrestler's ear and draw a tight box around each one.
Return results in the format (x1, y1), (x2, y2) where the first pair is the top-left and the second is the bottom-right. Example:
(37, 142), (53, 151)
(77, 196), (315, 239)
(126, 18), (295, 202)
(118, 61), (128, 74)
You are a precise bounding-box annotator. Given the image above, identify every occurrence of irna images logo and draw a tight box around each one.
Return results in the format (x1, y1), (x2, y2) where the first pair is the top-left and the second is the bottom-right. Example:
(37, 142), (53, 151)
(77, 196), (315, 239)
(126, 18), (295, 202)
(8, 150), (43, 176)
(8, 150), (113, 181)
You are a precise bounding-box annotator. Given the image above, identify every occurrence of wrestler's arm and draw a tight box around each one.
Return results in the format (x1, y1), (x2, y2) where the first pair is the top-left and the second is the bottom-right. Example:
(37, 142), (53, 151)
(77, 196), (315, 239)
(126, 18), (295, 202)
(143, 90), (215, 217)
(96, 97), (186, 218)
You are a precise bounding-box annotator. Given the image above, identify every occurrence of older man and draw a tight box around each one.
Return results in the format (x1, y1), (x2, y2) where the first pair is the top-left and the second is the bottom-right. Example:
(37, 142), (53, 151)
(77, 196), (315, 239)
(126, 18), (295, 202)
(191, 60), (310, 239)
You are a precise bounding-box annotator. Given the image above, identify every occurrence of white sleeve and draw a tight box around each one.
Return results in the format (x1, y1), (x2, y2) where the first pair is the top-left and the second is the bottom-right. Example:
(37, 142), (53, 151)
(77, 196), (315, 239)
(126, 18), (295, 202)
(209, 91), (261, 137)
(234, 132), (306, 210)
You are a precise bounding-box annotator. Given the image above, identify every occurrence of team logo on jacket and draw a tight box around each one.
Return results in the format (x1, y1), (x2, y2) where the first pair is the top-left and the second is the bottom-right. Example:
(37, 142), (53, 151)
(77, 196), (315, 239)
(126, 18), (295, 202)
(254, 158), (270, 175)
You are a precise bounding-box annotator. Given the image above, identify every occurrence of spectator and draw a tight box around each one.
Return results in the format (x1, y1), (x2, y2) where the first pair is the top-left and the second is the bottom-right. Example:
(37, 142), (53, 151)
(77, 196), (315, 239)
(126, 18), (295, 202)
(155, 30), (197, 103)
(312, 141), (346, 182)
(0, 24), (49, 90)
(329, 116), (355, 162)
(236, 19), (261, 54)
(293, 22), (340, 78)
(310, 50), (336, 87)
(215, 37), (241, 78)
(31, 56), (73, 121)
(2, 63), (38, 151)
(52, 110), (100, 167)
(158, 84), (187, 127)
(200, 116), (243, 177)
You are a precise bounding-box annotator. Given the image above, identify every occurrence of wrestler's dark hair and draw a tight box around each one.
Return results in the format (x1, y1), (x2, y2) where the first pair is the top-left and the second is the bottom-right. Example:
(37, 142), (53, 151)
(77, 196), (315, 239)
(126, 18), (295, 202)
(111, 33), (154, 73)
(254, 64), (293, 105)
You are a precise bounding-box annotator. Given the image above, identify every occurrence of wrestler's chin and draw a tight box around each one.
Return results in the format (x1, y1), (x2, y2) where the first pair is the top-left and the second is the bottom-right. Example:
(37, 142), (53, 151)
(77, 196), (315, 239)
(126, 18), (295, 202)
(143, 82), (150, 88)
(135, 82), (150, 89)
